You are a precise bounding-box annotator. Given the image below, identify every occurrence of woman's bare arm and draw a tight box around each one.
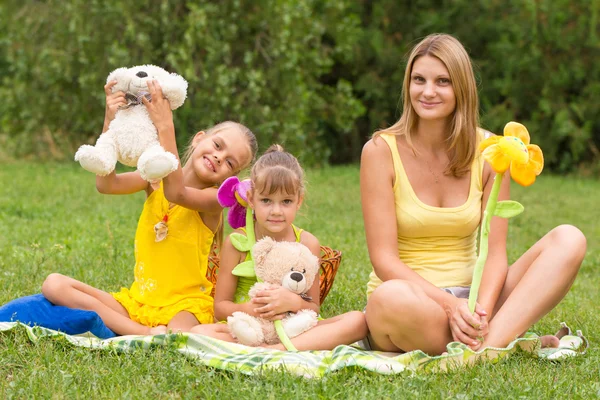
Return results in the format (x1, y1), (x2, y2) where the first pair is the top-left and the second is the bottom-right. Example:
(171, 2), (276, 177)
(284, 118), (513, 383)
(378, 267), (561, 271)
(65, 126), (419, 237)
(360, 138), (456, 307)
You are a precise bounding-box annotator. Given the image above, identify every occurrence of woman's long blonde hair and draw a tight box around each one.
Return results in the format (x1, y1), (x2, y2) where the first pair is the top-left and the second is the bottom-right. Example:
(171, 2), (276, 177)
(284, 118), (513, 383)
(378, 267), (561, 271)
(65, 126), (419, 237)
(375, 33), (480, 177)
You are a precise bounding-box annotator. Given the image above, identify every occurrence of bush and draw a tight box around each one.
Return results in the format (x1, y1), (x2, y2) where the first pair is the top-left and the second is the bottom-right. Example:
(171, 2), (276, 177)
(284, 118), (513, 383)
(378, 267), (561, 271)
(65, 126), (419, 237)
(332, 0), (599, 169)
(0, 0), (364, 165)
(1, 1), (598, 171)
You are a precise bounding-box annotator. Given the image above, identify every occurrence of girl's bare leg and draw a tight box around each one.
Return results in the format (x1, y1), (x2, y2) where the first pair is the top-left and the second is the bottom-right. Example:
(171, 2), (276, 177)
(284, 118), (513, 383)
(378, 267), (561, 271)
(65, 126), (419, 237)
(189, 323), (237, 342)
(42, 273), (166, 336)
(267, 311), (369, 351)
(167, 311), (199, 333)
(482, 225), (586, 348)
(365, 280), (453, 354)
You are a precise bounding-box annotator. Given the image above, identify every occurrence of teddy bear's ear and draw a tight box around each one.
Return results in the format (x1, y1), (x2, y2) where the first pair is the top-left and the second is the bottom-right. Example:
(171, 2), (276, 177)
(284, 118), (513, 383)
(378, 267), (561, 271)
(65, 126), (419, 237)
(160, 72), (188, 110)
(304, 252), (320, 288)
(252, 237), (276, 267)
(106, 67), (131, 93)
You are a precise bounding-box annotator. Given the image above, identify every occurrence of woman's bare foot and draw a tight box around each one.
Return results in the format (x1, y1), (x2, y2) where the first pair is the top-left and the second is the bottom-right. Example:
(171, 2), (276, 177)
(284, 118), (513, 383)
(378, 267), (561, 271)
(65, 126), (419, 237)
(539, 335), (560, 348)
(149, 325), (168, 335)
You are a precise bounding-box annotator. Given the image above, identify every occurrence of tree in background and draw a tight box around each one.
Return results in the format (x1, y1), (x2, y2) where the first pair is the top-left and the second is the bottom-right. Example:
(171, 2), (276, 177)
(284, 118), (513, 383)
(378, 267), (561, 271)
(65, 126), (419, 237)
(332, 0), (599, 170)
(1, 0), (598, 172)
(0, 0), (364, 165)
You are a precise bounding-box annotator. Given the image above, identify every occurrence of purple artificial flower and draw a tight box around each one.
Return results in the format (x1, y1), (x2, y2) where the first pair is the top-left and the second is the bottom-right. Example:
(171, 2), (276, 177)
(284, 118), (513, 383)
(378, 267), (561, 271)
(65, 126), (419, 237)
(217, 176), (252, 229)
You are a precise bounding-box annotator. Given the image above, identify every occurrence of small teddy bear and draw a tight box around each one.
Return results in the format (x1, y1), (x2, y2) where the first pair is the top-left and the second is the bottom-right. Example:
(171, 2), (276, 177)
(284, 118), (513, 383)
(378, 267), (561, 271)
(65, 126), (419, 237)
(228, 237), (320, 347)
(75, 64), (188, 182)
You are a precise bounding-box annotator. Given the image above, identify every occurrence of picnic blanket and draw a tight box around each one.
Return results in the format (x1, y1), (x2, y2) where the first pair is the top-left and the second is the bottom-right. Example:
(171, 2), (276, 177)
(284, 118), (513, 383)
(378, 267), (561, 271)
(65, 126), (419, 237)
(0, 321), (587, 378)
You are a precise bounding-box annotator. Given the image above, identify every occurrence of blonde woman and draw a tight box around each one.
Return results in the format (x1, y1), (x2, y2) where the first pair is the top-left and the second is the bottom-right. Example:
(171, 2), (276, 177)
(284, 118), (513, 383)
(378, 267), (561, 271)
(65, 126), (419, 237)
(361, 33), (586, 355)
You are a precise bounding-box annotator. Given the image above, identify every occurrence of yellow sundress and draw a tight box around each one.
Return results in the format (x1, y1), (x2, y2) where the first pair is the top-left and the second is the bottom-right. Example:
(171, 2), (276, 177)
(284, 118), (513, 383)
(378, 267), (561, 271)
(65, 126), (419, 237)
(112, 183), (215, 326)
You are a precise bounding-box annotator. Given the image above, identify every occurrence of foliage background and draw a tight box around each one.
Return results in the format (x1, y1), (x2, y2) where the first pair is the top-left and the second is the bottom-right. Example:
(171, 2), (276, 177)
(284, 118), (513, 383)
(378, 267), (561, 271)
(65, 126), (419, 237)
(0, 0), (599, 171)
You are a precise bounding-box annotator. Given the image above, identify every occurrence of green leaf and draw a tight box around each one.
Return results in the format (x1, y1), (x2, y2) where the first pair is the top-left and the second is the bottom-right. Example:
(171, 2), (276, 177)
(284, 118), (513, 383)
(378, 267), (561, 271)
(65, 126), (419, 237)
(230, 233), (252, 252)
(493, 200), (524, 218)
(231, 260), (256, 278)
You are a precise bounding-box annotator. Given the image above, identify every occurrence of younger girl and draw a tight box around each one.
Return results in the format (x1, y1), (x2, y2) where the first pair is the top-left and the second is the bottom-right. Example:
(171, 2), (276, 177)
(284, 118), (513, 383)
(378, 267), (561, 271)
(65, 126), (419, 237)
(42, 80), (258, 335)
(191, 145), (367, 351)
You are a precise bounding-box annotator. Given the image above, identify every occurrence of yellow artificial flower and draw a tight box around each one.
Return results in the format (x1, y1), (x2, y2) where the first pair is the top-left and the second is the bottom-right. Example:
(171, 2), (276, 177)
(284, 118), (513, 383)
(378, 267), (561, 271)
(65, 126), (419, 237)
(479, 122), (544, 186)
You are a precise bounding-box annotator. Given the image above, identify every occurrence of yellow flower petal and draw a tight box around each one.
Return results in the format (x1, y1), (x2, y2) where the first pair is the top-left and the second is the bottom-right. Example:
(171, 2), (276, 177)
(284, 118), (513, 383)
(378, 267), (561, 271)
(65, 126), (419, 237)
(497, 136), (529, 165)
(482, 144), (511, 173)
(479, 136), (500, 152)
(504, 122), (530, 145)
(510, 161), (537, 187)
(479, 121), (544, 185)
(526, 144), (544, 175)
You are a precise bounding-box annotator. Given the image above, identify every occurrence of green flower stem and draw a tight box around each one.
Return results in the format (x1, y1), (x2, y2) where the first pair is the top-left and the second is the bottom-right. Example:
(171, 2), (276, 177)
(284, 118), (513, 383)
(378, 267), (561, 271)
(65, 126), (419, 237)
(246, 208), (297, 351)
(275, 320), (298, 351)
(468, 172), (504, 313)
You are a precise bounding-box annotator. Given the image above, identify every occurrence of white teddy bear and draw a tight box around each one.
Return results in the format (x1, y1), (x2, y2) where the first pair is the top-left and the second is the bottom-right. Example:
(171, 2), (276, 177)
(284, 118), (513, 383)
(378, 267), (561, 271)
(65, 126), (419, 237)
(228, 237), (320, 347)
(75, 64), (188, 182)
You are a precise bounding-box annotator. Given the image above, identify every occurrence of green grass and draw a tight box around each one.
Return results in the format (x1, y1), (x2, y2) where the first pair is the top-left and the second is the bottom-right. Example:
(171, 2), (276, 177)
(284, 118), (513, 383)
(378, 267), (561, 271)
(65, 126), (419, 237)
(0, 162), (598, 399)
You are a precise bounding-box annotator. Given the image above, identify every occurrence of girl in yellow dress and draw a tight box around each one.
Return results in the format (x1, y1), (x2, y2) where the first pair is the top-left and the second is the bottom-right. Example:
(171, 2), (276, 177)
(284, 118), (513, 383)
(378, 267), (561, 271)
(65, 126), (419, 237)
(42, 80), (258, 335)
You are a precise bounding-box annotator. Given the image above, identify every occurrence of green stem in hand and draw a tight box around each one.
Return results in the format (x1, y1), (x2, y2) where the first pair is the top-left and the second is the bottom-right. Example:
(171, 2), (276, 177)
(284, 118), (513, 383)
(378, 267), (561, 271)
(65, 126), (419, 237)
(468, 172), (504, 313)
(246, 209), (297, 351)
(275, 320), (298, 351)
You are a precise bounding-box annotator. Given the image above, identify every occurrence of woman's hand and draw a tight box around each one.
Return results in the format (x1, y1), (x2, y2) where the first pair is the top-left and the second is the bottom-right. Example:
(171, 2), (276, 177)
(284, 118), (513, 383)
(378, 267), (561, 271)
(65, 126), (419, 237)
(251, 287), (302, 321)
(142, 80), (174, 133)
(103, 81), (127, 130)
(445, 298), (489, 350)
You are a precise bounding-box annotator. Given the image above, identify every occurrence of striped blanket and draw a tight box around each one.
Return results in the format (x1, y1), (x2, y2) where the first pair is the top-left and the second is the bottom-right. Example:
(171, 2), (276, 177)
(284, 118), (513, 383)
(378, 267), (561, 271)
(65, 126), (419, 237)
(0, 322), (587, 378)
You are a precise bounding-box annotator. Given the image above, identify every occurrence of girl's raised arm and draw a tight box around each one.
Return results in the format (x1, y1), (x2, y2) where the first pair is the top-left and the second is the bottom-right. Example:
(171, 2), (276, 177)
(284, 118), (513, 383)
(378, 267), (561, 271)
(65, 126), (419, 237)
(142, 81), (222, 212)
(96, 171), (149, 195)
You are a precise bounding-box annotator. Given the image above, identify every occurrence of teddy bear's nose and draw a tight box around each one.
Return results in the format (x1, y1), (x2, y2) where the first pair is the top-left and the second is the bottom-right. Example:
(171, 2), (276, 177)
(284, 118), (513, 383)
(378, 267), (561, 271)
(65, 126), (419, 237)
(290, 272), (303, 282)
(136, 71), (148, 78)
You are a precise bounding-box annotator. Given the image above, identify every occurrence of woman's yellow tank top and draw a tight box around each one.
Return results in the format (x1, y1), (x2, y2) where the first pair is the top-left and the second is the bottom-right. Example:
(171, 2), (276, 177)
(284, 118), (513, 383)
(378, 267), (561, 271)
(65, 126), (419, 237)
(366, 132), (485, 297)
(129, 183), (215, 307)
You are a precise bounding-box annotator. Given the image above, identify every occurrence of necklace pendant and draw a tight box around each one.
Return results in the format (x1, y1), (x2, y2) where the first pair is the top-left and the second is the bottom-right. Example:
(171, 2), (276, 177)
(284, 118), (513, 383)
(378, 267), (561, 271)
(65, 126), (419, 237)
(425, 161), (440, 183)
(154, 214), (169, 242)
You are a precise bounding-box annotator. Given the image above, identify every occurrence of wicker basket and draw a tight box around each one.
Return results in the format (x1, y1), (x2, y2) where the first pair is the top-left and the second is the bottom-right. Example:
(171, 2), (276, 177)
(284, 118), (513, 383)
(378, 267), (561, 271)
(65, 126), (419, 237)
(206, 245), (342, 303)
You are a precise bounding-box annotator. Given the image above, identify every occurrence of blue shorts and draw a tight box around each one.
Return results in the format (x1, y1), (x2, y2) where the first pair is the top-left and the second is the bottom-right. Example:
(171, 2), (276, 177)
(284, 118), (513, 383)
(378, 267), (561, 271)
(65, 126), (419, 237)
(442, 286), (471, 299)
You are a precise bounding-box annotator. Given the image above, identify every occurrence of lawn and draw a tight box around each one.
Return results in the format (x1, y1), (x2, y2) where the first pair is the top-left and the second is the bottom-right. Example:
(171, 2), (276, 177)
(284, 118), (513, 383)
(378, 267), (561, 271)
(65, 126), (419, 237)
(0, 162), (598, 398)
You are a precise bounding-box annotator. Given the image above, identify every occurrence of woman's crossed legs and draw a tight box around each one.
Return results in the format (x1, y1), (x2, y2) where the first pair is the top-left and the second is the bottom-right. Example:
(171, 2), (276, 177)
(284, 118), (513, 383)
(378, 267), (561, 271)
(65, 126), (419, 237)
(365, 225), (586, 354)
